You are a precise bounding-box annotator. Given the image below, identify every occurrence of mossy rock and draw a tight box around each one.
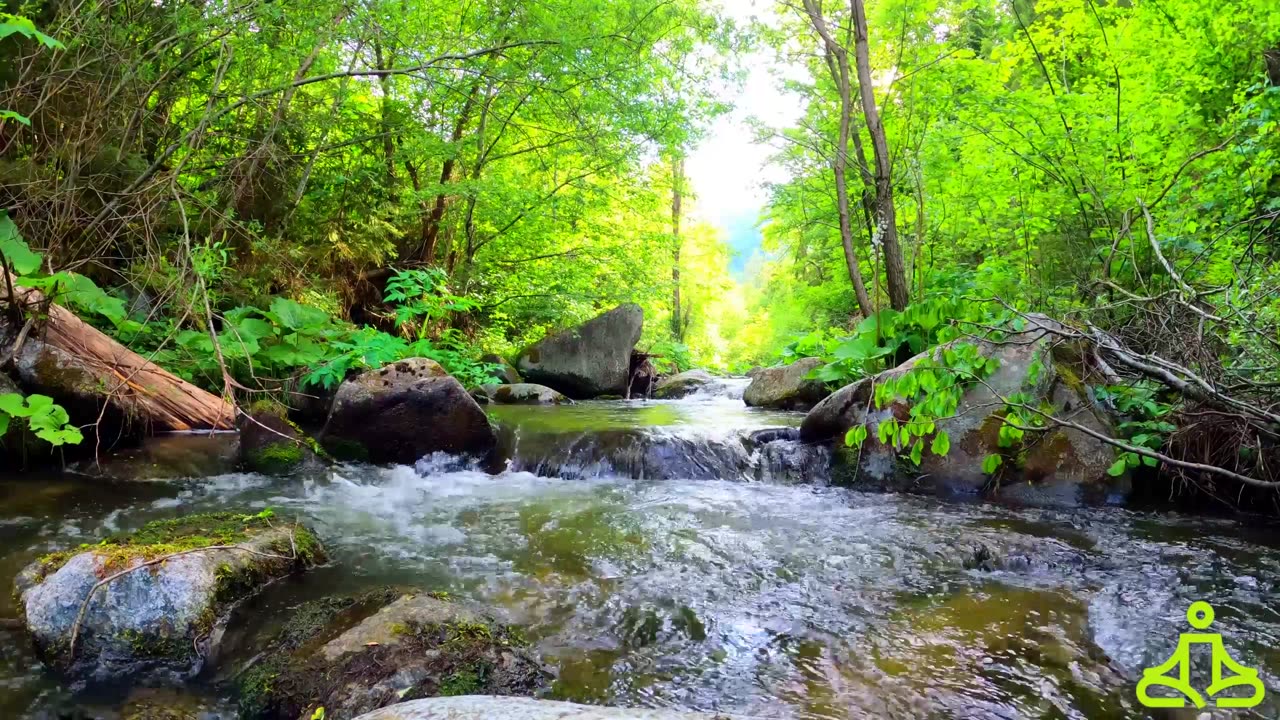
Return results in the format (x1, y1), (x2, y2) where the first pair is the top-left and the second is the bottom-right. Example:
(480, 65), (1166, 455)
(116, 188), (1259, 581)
(239, 406), (321, 475)
(14, 511), (326, 682)
(239, 591), (547, 720)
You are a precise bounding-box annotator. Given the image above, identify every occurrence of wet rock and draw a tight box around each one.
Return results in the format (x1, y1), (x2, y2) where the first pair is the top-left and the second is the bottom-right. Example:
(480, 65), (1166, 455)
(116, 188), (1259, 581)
(352, 697), (749, 720)
(471, 383), (572, 406)
(516, 304), (644, 399)
(239, 403), (319, 474)
(239, 590), (546, 720)
(803, 319), (1125, 507)
(653, 370), (715, 399)
(482, 354), (523, 385)
(746, 427), (800, 446)
(628, 353), (658, 398)
(320, 358), (497, 465)
(743, 358), (828, 411)
(15, 512), (325, 682)
(282, 377), (338, 427)
(502, 427), (829, 484)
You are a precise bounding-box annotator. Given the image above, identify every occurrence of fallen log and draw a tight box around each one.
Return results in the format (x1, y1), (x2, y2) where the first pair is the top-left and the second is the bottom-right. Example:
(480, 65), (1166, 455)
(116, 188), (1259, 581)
(2, 273), (235, 432)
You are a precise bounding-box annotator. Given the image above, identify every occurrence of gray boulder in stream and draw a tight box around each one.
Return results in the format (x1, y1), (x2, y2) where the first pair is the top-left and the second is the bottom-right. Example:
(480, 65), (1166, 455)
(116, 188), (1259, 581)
(516, 304), (643, 398)
(471, 383), (572, 405)
(653, 369), (715, 399)
(14, 512), (325, 682)
(320, 358), (497, 464)
(238, 590), (547, 720)
(743, 357), (828, 411)
(801, 318), (1125, 507)
(353, 698), (750, 720)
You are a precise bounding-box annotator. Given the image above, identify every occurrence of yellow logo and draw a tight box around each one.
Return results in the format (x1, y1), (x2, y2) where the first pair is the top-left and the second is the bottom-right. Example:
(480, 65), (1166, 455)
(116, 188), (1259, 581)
(1136, 601), (1265, 709)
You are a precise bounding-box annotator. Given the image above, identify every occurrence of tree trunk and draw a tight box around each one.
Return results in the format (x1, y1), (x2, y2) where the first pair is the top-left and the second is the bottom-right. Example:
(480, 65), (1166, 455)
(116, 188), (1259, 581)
(671, 155), (685, 340)
(802, 0), (875, 318)
(850, 0), (910, 311)
(417, 80), (484, 265)
(3, 275), (235, 431)
(374, 41), (398, 204)
(1266, 47), (1280, 86)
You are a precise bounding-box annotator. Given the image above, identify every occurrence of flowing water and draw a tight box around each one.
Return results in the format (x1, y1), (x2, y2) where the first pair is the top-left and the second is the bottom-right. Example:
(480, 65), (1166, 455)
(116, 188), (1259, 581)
(3, 383), (1280, 718)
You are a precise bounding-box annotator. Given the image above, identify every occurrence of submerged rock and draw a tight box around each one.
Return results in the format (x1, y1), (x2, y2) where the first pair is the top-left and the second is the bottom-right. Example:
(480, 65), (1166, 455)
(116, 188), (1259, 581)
(15, 512), (325, 682)
(239, 403), (319, 474)
(320, 358), (497, 464)
(482, 354), (523, 385)
(353, 697), (748, 720)
(742, 358), (828, 411)
(67, 433), (239, 481)
(516, 304), (644, 399)
(239, 590), (546, 720)
(803, 320), (1125, 507)
(471, 383), (572, 406)
(653, 369), (715, 399)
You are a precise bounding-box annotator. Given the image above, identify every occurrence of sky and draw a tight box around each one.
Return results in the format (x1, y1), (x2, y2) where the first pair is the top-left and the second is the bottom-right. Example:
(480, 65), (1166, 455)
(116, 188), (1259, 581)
(684, 0), (805, 275)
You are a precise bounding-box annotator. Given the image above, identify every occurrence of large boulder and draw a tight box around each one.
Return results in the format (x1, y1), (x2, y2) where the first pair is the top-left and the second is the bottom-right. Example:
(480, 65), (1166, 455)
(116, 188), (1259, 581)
(15, 512), (325, 681)
(239, 590), (547, 720)
(320, 358), (497, 464)
(470, 383), (572, 406)
(353, 698), (749, 720)
(801, 322), (1125, 507)
(653, 369), (715, 399)
(742, 358), (828, 411)
(516, 304), (643, 399)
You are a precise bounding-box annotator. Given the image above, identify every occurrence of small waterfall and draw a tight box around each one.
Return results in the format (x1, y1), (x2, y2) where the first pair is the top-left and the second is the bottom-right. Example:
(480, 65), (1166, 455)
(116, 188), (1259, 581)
(496, 424), (831, 484)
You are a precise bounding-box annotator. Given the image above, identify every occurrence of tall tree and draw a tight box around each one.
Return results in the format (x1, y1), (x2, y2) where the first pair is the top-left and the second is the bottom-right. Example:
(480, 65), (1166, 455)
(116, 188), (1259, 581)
(848, 0), (909, 311)
(671, 154), (686, 340)
(800, 0), (875, 317)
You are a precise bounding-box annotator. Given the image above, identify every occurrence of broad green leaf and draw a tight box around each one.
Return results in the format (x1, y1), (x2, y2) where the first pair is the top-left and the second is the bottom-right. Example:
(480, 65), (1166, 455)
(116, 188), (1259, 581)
(270, 298), (329, 332)
(0, 212), (43, 275)
(1106, 458), (1127, 477)
(845, 425), (868, 448)
(981, 454), (1003, 474)
(930, 431), (951, 457)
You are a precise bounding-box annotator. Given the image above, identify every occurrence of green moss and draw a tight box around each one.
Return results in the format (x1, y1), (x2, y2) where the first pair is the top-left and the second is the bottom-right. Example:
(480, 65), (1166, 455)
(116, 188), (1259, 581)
(248, 443), (306, 474)
(119, 628), (194, 660)
(438, 665), (488, 696)
(248, 399), (289, 418)
(34, 511), (288, 582)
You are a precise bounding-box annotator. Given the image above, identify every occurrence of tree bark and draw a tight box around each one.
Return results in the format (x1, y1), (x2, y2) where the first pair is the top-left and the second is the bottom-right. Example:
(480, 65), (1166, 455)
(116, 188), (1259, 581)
(849, 0), (910, 311)
(3, 274), (235, 431)
(802, 0), (875, 317)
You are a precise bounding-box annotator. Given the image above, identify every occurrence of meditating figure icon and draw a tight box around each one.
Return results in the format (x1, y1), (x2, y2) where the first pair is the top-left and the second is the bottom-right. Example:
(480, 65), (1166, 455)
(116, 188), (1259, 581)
(1136, 601), (1266, 709)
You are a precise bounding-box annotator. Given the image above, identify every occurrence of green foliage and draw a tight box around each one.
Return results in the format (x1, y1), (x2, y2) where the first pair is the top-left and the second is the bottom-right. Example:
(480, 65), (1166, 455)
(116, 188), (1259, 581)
(1095, 383), (1177, 474)
(649, 339), (693, 374)
(0, 393), (83, 446)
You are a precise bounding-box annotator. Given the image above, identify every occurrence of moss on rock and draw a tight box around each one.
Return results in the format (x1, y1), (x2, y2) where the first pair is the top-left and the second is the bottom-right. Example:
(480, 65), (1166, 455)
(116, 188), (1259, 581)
(239, 591), (546, 720)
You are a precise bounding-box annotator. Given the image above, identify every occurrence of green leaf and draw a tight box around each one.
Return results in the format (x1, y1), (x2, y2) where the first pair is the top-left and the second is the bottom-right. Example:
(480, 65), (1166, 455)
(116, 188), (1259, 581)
(0, 212), (44, 275)
(0, 393), (30, 417)
(930, 431), (951, 457)
(981, 454), (1003, 474)
(1141, 455), (1158, 467)
(0, 412), (9, 436)
(0, 109), (30, 126)
(845, 425), (869, 448)
(1106, 458), (1127, 477)
(909, 438), (924, 465)
(270, 297), (330, 332)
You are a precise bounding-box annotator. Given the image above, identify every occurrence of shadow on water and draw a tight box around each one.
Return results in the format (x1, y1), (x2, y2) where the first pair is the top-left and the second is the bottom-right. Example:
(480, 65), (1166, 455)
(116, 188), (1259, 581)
(3, 388), (1280, 718)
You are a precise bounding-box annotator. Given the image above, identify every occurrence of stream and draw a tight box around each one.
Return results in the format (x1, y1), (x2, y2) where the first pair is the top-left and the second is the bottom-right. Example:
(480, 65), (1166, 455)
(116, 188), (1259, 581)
(3, 381), (1280, 718)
